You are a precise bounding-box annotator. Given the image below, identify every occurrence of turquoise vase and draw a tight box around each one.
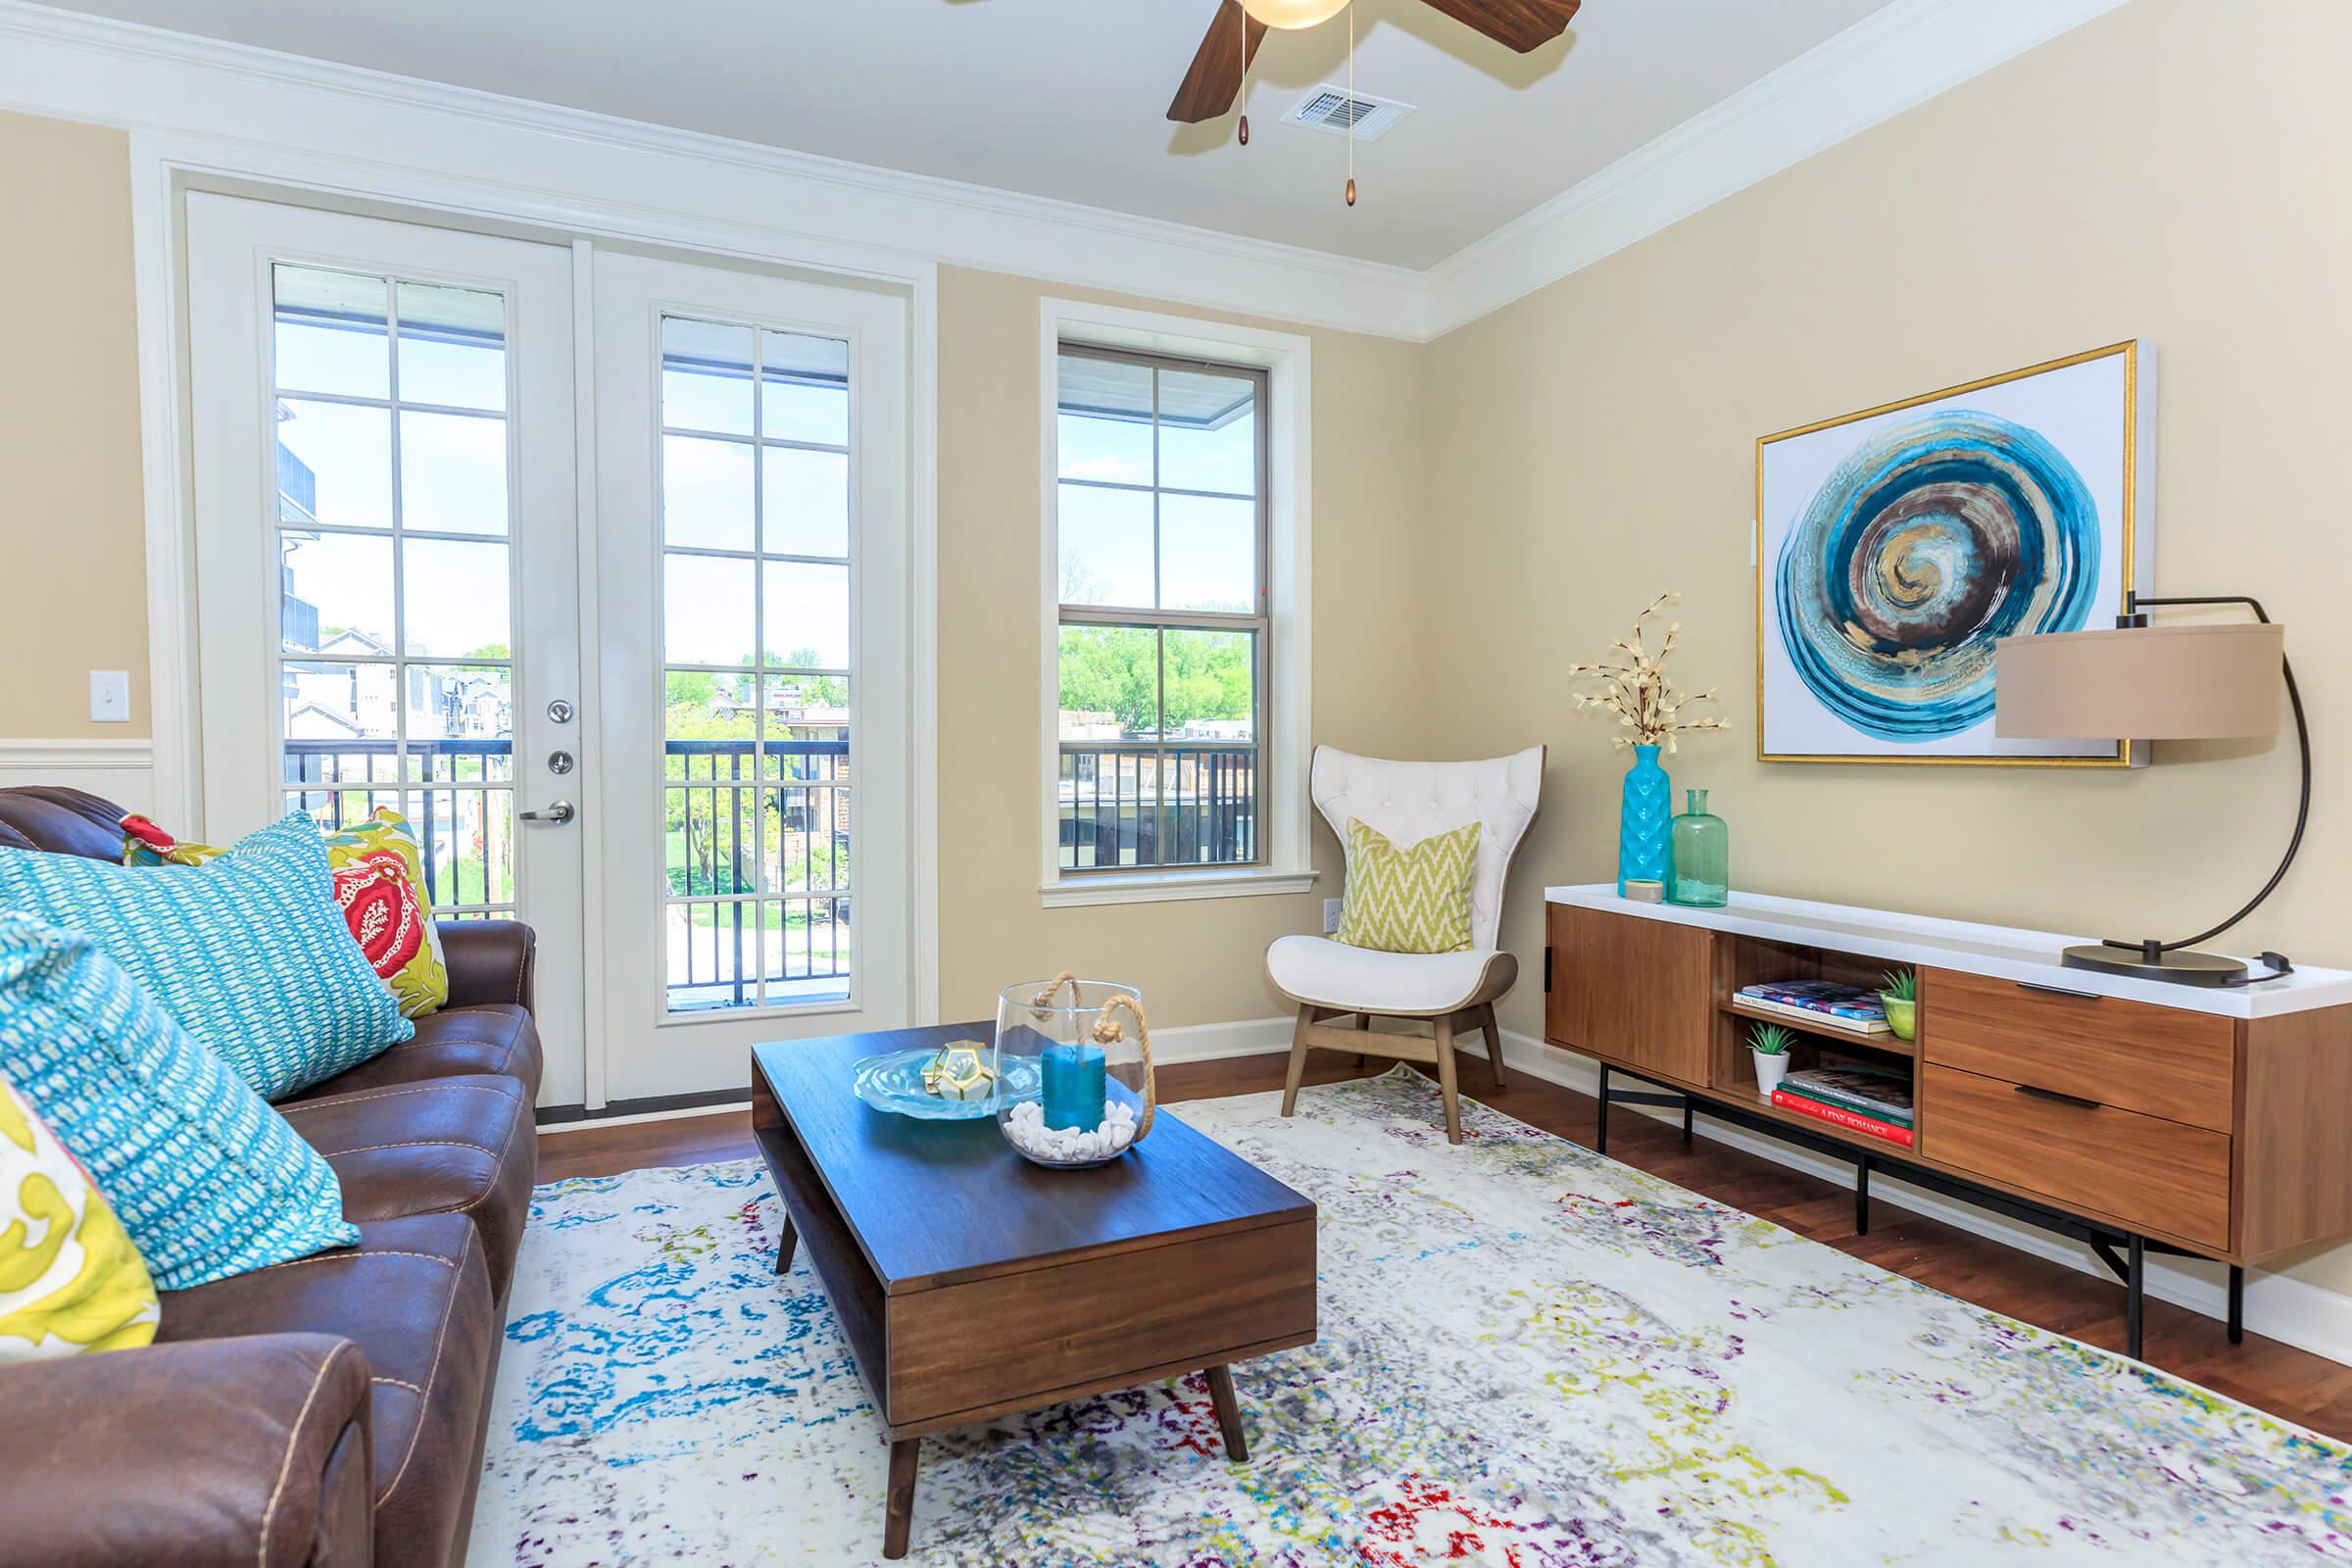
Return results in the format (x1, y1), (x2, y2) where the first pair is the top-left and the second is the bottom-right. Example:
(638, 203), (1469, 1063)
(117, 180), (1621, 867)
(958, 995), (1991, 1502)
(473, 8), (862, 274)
(1617, 744), (1672, 895)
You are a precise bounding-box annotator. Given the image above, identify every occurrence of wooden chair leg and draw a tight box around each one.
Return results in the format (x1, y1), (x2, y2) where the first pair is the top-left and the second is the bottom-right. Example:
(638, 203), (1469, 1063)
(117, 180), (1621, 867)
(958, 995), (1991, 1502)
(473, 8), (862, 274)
(1280, 1003), (1314, 1117)
(1353, 1010), (1372, 1069)
(1478, 1004), (1508, 1092)
(1434, 1013), (1463, 1145)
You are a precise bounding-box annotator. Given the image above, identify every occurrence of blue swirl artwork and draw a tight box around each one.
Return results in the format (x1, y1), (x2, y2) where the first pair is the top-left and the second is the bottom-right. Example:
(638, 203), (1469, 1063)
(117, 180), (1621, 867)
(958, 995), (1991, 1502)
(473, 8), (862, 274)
(1774, 410), (2100, 743)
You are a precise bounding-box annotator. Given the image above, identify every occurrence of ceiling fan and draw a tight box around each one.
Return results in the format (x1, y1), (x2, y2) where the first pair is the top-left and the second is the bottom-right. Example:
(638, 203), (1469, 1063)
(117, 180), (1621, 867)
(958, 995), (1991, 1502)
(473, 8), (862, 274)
(1167, 0), (1583, 123)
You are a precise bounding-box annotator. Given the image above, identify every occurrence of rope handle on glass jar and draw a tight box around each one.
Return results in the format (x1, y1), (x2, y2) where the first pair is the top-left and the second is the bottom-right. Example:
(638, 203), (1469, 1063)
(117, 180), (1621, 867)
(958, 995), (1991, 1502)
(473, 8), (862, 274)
(1090, 992), (1155, 1142)
(1029, 970), (1082, 1019)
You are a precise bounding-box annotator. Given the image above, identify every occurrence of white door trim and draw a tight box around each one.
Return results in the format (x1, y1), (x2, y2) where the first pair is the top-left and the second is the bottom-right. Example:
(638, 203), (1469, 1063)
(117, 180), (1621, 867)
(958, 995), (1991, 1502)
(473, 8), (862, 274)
(123, 137), (941, 1076)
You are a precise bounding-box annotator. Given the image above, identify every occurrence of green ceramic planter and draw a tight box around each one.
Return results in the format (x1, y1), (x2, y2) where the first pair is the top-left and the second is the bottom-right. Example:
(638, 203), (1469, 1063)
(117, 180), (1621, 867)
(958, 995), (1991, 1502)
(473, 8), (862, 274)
(1881, 995), (1917, 1042)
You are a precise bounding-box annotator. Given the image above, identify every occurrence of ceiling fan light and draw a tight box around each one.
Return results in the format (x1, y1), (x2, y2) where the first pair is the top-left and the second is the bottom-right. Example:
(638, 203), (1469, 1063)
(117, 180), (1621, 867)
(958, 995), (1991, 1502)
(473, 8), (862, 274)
(1239, 0), (1351, 29)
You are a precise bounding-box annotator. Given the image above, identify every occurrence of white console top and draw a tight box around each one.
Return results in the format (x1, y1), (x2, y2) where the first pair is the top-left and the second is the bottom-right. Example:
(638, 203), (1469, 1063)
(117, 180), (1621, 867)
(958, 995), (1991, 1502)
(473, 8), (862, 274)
(1544, 884), (2352, 1020)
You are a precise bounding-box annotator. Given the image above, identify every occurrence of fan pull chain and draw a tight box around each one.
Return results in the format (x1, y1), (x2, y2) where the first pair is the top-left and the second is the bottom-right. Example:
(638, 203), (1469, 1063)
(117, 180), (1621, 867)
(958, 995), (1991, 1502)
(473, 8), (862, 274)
(1344, 1), (1357, 206)
(1238, 5), (1251, 145)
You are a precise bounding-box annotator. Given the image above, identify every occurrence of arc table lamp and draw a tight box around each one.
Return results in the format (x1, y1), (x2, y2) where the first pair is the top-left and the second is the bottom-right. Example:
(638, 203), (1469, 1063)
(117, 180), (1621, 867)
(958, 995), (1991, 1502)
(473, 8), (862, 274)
(1994, 593), (2305, 987)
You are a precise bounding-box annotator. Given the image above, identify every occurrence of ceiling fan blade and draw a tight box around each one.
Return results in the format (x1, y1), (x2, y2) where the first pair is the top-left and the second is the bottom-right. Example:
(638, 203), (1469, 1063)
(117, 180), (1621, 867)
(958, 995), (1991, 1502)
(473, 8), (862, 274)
(1168, 0), (1270, 123)
(1413, 0), (1581, 53)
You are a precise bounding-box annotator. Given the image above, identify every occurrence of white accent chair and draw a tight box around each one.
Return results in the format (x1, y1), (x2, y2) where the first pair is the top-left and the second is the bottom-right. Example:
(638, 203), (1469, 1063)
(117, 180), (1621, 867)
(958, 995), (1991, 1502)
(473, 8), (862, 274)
(1268, 744), (1546, 1144)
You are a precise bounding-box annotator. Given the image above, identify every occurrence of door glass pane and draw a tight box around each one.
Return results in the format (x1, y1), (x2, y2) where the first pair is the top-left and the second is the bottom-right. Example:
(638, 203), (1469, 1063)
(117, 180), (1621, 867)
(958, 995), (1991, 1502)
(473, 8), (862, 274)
(276, 400), (391, 527)
(663, 554), (757, 666)
(761, 446), (849, 558)
(396, 281), (507, 412)
(1158, 494), (1256, 613)
(279, 531), (394, 656)
(404, 664), (514, 780)
(405, 787), (514, 908)
(1156, 368), (1257, 496)
(662, 435), (756, 552)
(273, 266), (388, 401)
(662, 318), (755, 437)
(283, 661), (397, 749)
(399, 412), (510, 535)
(401, 538), (511, 658)
(660, 313), (858, 1013)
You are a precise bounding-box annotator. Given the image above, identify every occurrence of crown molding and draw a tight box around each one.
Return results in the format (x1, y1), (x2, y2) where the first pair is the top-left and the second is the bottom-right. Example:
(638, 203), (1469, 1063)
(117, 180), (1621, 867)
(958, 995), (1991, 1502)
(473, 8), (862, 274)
(1421, 0), (2134, 338)
(0, 0), (1431, 340)
(0, 0), (2127, 344)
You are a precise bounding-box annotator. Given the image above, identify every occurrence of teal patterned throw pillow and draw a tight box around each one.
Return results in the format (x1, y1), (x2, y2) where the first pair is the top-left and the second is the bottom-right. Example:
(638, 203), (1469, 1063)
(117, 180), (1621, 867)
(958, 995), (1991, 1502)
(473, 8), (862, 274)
(0, 913), (359, 1290)
(0, 812), (413, 1100)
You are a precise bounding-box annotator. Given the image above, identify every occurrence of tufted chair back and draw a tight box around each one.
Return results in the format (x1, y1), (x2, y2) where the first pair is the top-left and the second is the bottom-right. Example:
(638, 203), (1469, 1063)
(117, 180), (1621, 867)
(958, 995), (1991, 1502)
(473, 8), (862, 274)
(1309, 745), (1545, 953)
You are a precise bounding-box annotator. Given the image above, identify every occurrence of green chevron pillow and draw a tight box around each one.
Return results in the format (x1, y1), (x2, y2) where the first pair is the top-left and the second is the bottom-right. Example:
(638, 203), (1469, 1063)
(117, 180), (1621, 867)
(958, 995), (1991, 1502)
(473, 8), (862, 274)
(1335, 817), (1481, 955)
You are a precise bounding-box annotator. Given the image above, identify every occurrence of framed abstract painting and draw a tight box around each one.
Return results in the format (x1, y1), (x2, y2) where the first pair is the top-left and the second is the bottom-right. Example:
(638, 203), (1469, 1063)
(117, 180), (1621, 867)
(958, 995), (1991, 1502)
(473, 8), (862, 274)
(1755, 341), (2154, 766)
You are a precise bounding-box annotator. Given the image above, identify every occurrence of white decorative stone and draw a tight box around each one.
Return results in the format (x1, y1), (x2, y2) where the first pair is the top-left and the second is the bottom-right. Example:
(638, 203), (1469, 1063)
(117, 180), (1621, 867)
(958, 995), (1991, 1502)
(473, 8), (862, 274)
(1002, 1103), (1138, 1164)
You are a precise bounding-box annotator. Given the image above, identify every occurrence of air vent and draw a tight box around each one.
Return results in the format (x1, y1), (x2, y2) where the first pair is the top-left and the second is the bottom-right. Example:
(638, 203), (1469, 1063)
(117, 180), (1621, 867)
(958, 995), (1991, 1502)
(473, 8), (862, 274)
(1284, 86), (1414, 142)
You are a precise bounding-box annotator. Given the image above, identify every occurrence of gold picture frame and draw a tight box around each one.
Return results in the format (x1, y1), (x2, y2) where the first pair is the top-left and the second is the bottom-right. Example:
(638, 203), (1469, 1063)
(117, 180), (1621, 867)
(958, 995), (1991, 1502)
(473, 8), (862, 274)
(1754, 340), (2152, 767)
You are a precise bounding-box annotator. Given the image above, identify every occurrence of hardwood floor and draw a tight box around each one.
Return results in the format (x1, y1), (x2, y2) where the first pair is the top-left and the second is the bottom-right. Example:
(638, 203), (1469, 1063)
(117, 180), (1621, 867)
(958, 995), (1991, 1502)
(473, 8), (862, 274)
(537, 1051), (2352, 1442)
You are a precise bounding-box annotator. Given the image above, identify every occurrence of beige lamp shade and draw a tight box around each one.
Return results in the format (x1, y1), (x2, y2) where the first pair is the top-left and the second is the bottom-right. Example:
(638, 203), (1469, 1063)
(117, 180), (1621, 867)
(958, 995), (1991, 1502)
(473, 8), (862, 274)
(1994, 621), (2284, 740)
(1240, 0), (1351, 25)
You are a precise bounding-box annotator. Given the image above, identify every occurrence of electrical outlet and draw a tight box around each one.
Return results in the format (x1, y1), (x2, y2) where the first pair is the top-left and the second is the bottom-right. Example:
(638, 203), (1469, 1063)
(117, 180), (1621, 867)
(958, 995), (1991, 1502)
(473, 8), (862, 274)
(89, 670), (130, 724)
(1323, 898), (1343, 934)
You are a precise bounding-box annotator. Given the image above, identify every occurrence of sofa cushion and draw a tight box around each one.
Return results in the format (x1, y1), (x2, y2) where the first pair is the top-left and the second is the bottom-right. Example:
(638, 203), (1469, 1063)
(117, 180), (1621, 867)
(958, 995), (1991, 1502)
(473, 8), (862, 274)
(0, 813), (415, 1100)
(156, 1213), (496, 1568)
(287, 1004), (543, 1105)
(0, 914), (361, 1291)
(0, 786), (122, 860)
(0, 1069), (161, 1360)
(278, 1075), (535, 1300)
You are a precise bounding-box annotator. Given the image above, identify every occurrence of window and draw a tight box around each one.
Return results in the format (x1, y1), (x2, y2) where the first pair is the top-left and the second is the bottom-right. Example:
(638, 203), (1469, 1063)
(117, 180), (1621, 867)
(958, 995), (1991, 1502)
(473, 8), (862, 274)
(657, 317), (856, 1010)
(270, 263), (518, 918)
(1054, 345), (1267, 873)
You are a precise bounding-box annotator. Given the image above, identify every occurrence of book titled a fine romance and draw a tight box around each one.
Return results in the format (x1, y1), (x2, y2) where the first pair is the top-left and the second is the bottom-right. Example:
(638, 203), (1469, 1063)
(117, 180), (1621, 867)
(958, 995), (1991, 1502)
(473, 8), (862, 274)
(1771, 1090), (1915, 1148)
(1736, 980), (1889, 1034)
(1778, 1065), (1914, 1127)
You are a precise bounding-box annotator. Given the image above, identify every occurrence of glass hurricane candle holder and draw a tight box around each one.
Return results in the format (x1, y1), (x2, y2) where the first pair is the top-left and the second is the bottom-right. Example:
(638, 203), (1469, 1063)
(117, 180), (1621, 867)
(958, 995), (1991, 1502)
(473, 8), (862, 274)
(994, 974), (1156, 1169)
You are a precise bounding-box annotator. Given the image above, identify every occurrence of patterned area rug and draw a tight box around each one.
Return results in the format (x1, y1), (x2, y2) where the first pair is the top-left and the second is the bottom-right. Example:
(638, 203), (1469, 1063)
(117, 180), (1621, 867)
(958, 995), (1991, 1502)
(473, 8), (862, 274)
(473, 1070), (2349, 1565)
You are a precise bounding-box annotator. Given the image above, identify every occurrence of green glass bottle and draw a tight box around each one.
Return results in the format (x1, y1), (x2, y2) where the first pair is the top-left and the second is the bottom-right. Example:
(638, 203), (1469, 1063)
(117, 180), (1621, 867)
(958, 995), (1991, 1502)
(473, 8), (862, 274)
(1668, 788), (1729, 907)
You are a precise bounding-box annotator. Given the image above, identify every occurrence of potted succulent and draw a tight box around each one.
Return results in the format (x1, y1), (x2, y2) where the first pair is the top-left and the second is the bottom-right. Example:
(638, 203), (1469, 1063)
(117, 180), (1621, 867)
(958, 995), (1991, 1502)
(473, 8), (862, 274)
(1749, 1022), (1794, 1100)
(1880, 969), (1918, 1042)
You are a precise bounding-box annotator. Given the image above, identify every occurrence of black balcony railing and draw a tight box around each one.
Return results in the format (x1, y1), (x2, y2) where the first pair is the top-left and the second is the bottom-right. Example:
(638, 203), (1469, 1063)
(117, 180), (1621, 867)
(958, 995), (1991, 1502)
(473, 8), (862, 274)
(1057, 742), (1257, 871)
(283, 735), (854, 1010)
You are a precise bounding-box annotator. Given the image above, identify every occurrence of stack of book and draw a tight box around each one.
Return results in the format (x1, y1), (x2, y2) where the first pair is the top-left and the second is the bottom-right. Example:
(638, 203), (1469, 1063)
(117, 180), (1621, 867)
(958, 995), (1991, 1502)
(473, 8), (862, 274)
(1770, 1065), (1914, 1147)
(1735, 980), (1889, 1035)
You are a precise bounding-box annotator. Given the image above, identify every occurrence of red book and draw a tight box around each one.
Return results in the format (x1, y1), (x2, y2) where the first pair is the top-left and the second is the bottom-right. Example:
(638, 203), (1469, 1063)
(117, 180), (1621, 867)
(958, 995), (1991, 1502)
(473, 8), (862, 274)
(1772, 1089), (1915, 1148)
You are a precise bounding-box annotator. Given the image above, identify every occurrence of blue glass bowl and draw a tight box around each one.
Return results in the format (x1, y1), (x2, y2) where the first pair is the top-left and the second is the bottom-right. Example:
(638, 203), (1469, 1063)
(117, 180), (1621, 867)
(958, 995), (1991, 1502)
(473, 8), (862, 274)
(852, 1047), (1042, 1121)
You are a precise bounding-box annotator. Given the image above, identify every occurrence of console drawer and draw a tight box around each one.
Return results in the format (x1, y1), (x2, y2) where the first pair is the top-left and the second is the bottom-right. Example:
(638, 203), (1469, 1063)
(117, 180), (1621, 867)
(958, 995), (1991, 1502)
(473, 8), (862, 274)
(1924, 967), (2235, 1132)
(1922, 1064), (2230, 1249)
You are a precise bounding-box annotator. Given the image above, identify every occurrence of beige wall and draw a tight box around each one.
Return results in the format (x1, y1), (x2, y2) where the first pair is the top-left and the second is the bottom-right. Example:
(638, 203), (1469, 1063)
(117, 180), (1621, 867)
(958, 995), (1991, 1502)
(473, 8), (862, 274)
(934, 265), (1432, 1027)
(1425, 0), (2352, 1279)
(0, 111), (150, 738)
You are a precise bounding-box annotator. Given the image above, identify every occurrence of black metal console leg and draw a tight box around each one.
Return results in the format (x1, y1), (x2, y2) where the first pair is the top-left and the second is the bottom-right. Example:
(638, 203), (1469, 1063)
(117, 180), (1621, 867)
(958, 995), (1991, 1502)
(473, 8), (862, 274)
(2126, 1235), (2146, 1359)
(2229, 1264), (2244, 1345)
(1855, 1155), (1872, 1237)
(1595, 1064), (1610, 1156)
(1682, 1098), (1693, 1150)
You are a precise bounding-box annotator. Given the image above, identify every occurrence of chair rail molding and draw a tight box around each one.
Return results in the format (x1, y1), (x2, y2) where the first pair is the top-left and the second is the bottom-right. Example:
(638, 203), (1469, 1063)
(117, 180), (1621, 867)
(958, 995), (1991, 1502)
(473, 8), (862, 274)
(0, 738), (159, 802)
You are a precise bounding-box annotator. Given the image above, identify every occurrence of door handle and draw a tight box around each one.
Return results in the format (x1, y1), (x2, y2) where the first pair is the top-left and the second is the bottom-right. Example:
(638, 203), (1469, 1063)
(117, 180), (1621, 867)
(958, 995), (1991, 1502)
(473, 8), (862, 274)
(520, 801), (575, 825)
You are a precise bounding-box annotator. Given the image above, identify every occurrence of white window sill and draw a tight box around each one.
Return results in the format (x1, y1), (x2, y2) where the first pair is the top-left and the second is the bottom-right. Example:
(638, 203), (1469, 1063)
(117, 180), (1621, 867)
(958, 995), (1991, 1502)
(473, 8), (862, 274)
(1038, 866), (1318, 908)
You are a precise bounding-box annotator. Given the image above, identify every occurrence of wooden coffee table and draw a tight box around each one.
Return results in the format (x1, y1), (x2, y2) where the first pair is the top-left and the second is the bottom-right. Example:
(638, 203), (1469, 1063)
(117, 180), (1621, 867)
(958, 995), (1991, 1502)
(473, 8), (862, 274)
(751, 1026), (1318, 1559)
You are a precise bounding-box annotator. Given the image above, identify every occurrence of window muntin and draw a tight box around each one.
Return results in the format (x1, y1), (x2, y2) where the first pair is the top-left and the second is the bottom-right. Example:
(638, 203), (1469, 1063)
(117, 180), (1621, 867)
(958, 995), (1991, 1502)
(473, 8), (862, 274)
(1054, 346), (1267, 873)
(658, 317), (856, 1010)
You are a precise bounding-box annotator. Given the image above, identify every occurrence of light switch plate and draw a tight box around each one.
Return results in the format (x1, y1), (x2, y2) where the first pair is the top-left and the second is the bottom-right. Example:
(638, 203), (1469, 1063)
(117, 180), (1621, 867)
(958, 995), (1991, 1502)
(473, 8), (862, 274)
(1323, 897), (1343, 934)
(89, 670), (130, 724)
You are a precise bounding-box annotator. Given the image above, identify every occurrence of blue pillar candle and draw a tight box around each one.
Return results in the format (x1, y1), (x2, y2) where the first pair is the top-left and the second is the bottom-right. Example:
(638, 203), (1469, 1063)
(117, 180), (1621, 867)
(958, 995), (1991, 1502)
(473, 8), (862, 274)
(1039, 1042), (1107, 1131)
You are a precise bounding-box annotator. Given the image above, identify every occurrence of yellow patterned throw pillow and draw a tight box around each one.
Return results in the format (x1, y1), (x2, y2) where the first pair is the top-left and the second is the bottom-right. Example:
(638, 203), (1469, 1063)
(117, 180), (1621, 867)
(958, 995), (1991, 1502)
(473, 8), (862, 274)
(0, 1072), (160, 1362)
(1335, 817), (1482, 955)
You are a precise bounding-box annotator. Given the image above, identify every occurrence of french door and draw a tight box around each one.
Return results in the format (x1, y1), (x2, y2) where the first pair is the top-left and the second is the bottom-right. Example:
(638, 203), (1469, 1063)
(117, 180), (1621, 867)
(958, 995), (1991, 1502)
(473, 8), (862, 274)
(185, 198), (914, 1108)
(591, 252), (912, 1102)
(185, 194), (588, 1105)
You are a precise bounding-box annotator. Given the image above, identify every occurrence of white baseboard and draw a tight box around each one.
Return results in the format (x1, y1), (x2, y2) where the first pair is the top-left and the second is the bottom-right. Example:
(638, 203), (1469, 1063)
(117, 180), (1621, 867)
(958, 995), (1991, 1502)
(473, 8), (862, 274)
(0, 738), (156, 804)
(1487, 1029), (2352, 1370)
(1149, 1015), (1299, 1065)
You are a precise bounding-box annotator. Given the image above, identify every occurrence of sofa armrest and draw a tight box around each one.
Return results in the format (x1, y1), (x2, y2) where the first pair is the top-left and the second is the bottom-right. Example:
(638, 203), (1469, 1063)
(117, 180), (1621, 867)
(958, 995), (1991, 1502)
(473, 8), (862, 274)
(0, 1333), (372, 1568)
(437, 917), (536, 1013)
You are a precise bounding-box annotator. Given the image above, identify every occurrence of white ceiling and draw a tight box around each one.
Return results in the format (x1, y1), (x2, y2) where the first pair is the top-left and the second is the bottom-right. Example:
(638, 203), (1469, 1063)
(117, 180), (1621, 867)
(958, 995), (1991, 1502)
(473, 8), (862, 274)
(39, 0), (1898, 269)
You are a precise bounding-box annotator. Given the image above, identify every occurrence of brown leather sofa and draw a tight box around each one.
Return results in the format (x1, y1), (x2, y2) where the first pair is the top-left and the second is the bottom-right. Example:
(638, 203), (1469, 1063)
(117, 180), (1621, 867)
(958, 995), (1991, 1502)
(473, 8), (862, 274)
(0, 786), (541, 1568)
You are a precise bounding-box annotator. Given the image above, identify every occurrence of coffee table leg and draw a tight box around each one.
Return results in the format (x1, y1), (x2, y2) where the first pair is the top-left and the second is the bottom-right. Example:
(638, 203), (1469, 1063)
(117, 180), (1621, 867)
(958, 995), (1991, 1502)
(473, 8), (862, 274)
(883, 1437), (920, 1558)
(773, 1215), (798, 1275)
(1204, 1364), (1249, 1462)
